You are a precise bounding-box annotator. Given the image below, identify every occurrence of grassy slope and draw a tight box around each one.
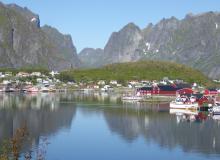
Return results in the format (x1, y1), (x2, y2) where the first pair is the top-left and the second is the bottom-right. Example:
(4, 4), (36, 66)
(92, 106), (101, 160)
(59, 60), (213, 86)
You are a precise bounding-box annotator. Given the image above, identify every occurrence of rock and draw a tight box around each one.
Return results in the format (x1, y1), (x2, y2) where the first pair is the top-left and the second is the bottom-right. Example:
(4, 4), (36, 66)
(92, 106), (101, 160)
(0, 2), (80, 71)
(78, 48), (104, 68)
(80, 12), (220, 78)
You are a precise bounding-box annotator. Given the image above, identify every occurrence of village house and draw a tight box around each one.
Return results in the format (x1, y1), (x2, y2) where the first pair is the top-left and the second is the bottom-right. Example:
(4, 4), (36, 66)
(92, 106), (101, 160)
(93, 85), (99, 89)
(2, 80), (10, 85)
(50, 71), (59, 77)
(128, 80), (139, 86)
(97, 80), (105, 85)
(0, 72), (5, 78)
(16, 72), (30, 78)
(31, 72), (41, 77)
(110, 80), (118, 85)
(5, 72), (12, 77)
(116, 84), (122, 87)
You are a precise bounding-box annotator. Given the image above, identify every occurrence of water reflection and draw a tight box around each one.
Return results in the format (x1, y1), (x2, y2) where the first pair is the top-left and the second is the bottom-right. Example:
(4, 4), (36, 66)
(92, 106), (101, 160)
(170, 109), (208, 123)
(0, 92), (220, 159)
(59, 91), (122, 104)
(0, 93), (76, 152)
(103, 105), (220, 156)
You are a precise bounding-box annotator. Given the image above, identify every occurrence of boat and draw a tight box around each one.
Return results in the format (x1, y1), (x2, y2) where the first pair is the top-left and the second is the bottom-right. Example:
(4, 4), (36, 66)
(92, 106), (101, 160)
(122, 91), (143, 101)
(40, 87), (50, 92)
(5, 87), (15, 92)
(27, 87), (39, 93)
(211, 105), (220, 115)
(170, 108), (198, 115)
(170, 96), (199, 109)
(122, 96), (143, 101)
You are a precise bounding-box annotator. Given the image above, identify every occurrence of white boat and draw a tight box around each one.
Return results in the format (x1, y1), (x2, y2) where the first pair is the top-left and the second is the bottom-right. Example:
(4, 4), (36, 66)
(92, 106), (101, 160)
(27, 87), (39, 93)
(122, 91), (143, 101)
(170, 108), (198, 115)
(212, 105), (220, 115)
(170, 96), (199, 109)
(40, 87), (50, 92)
(122, 96), (143, 101)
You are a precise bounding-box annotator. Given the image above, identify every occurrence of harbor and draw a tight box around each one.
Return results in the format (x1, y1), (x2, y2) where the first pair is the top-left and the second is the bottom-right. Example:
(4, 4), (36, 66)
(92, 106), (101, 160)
(0, 91), (220, 160)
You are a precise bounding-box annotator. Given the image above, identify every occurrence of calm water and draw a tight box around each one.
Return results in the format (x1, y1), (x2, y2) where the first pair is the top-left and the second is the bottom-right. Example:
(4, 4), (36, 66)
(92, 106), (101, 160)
(0, 92), (220, 160)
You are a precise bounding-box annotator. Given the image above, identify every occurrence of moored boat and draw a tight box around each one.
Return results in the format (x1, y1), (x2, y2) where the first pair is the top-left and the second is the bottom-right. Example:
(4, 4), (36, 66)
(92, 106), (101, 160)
(170, 96), (199, 109)
(27, 87), (39, 93)
(122, 96), (143, 101)
(40, 87), (50, 92)
(211, 105), (220, 115)
(170, 108), (198, 115)
(122, 91), (144, 101)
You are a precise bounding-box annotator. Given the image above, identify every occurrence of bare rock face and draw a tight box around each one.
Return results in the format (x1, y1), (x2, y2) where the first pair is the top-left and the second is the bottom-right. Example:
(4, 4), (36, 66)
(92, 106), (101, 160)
(103, 23), (143, 64)
(78, 48), (104, 68)
(140, 12), (220, 78)
(0, 2), (80, 70)
(41, 25), (81, 70)
(80, 12), (220, 78)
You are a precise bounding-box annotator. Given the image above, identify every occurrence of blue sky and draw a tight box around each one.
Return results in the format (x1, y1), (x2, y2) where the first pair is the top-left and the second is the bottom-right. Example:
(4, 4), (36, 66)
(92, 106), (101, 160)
(2, 0), (220, 52)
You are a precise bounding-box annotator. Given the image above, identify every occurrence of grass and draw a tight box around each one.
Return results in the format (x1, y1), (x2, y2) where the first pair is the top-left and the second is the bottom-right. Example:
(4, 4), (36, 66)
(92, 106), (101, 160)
(59, 60), (213, 86)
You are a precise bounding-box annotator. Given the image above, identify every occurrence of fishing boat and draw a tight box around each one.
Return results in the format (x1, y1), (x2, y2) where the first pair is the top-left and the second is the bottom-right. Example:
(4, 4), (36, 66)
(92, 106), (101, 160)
(122, 91), (143, 101)
(122, 95), (143, 101)
(27, 87), (39, 93)
(211, 105), (220, 115)
(170, 96), (199, 109)
(40, 87), (50, 92)
(170, 108), (198, 115)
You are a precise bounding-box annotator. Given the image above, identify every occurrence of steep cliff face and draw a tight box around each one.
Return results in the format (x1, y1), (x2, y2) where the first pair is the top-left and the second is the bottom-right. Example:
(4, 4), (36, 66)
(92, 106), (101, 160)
(103, 23), (143, 64)
(140, 12), (220, 78)
(0, 2), (80, 70)
(78, 48), (104, 68)
(41, 25), (80, 70)
(80, 12), (220, 78)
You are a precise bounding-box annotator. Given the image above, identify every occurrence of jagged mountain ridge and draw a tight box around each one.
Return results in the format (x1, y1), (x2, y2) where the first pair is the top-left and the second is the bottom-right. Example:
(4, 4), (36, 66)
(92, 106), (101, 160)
(78, 48), (104, 68)
(79, 12), (220, 78)
(1, 1), (220, 78)
(0, 2), (80, 70)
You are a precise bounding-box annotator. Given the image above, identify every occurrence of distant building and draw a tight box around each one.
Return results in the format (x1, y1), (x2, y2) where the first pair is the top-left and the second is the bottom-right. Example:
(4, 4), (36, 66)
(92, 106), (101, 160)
(129, 81), (139, 85)
(50, 71), (59, 77)
(0, 72), (4, 78)
(93, 85), (99, 89)
(16, 72), (30, 77)
(110, 80), (118, 85)
(5, 72), (12, 77)
(31, 72), (41, 77)
(116, 84), (122, 87)
(36, 78), (43, 83)
(2, 80), (10, 85)
(97, 80), (105, 85)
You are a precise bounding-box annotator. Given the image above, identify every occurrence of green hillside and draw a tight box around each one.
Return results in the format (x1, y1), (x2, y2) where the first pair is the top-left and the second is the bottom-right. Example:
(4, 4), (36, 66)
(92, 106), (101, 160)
(59, 61), (213, 86)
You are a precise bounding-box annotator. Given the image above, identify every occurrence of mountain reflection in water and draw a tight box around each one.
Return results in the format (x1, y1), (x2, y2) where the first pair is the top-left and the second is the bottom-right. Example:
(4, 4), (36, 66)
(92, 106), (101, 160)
(0, 92), (219, 159)
(0, 93), (76, 152)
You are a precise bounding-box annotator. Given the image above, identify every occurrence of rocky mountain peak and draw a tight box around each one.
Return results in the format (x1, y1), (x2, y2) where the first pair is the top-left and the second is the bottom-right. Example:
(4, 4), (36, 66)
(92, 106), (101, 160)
(121, 22), (141, 32)
(78, 48), (104, 68)
(79, 11), (220, 78)
(0, 2), (80, 70)
(7, 3), (40, 28)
